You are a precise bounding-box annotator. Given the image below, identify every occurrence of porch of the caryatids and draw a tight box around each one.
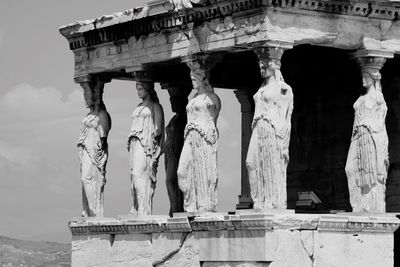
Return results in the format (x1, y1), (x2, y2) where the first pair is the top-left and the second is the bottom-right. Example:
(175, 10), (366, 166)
(77, 76), (112, 217)
(128, 71), (165, 215)
(345, 50), (394, 213)
(246, 42), (294, 210)
(177, 54), (221, 213)
(161, 82), (191, 216)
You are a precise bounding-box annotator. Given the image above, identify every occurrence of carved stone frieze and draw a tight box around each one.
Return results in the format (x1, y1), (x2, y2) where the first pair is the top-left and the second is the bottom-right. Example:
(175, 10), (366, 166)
(227, 214), (274, 230)
(318, 215), (400, 233)
(165, 217), (192, 232)
(60, 0), (400, 51)
(69, 213), (400, 235)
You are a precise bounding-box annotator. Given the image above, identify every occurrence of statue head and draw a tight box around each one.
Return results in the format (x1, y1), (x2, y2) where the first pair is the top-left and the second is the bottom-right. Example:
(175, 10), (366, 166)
(186, 56), (213, 93)
(259, 60), (281, 79)
(82, 79), (105, 109)
(136, 81), (159, 103)
(254, 47), (284, 81)
(361, 69), (382, 92)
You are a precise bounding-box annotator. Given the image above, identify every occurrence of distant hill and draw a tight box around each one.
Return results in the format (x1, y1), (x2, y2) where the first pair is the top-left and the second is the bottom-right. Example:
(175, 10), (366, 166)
(0, 236), (70, 266)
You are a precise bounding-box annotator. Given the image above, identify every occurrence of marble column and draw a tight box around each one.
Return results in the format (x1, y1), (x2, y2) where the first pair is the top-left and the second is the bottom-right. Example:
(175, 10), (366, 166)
(246, 42), (294, 210)
(128, 71), (165, 215)
(177, 55), (221, 212)
(77, 76), (112, 217)
(161, 83), (191, 216)
(345, 50), (393, 213)
(234, 89), (255, 209)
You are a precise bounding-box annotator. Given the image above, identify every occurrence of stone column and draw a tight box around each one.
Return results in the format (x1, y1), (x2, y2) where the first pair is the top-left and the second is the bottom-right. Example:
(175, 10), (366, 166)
(246, 41), (294, 210)
(177, 54), (221, 212)
(234, 89), (255, 209)
(345, 50), (393, 213)
(128, 70), (165, 215)
(161, 82), (191, 216)
(77, 76), (112, 217)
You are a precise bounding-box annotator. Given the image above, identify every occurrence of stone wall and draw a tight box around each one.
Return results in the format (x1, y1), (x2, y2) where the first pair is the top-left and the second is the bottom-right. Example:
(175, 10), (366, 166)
(70, 213), (399, 267)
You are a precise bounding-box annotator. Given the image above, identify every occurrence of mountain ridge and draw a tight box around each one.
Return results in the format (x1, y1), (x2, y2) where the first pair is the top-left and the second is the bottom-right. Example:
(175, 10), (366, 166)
(0, 235), (71, 266)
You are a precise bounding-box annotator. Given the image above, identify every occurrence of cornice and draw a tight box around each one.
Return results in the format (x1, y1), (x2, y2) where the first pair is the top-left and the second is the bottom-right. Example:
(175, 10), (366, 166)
(60, 0), (400, 51)
(68, 213), (400, 236)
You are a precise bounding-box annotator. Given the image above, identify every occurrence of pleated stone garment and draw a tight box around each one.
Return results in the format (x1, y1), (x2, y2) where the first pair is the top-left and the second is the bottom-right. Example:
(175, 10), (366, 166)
(345, 90), (388, 212)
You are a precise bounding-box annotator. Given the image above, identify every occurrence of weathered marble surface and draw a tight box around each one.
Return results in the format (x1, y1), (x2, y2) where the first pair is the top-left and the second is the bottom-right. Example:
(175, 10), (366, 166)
(177, 56), (221, 212)
(60, 0), (400, 80)
(246, 46), (293, 210)
(77, 79), (111, 217)
(69, 213), (400, 267)
(346, 56), (390, 213)
(128, 81), (164, 215)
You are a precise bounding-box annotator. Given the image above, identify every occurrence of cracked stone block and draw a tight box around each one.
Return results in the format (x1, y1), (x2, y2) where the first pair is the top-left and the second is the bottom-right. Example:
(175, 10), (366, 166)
(110, 234), (153, 266)
(152, 232), (188, 264)
(160, 233), (200, 267)
(300, 231), (314, 258)
(71, 234), (111, 267)
(269, 230), (313, 267)
(314, 232), (394, 267)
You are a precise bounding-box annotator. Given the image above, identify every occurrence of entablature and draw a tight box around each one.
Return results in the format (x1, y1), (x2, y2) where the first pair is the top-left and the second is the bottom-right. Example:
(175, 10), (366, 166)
(59, 0), (400, 83)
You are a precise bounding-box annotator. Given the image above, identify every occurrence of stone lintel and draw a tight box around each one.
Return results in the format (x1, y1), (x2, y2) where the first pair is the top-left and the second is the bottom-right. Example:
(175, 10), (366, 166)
(249, 40), (294, 50)
(68, 213), (400, 236)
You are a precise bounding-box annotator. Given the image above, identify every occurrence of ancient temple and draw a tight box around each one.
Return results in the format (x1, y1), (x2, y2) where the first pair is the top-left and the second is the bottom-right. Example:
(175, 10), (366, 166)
(60, 0), (400, 266)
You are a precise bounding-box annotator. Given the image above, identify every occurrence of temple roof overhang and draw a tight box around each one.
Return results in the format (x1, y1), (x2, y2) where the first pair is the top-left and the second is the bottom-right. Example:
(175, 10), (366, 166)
(59, 0), (400, 84)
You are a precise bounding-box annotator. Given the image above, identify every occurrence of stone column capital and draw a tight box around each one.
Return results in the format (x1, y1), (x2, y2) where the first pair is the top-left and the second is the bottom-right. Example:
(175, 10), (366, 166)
(354, 49), (394, 74)
(181, 53), (222, 76)
(132, 71), (154, 82)
(161, 82), (192, 98)
(74, 74), (112, 84)
(251, 41), (293, 71)
(354, 49), (394, 59)
(250, 40), (293, 60)
(234, 90), (253, 113)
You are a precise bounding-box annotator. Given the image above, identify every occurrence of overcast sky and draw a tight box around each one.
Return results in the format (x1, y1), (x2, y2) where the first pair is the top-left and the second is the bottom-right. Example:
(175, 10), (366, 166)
(0, 1), (241, 243)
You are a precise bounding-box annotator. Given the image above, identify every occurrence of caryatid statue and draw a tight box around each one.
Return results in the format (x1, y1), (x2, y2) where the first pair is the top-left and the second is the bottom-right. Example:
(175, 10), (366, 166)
(77, 78), (112, 217)
(164, 85), (191, 216)
(128, 81), (165, 215)
(345, 57), (389, 213)
(177, 56), (221, 213)
(246, 46), (294, 210)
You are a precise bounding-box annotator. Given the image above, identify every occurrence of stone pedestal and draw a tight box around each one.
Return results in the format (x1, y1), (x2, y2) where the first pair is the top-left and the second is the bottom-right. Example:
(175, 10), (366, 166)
(69, 212), (400, 267)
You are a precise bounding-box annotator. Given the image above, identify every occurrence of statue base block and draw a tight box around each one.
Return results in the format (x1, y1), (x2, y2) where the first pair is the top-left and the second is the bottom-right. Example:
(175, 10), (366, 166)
(69, 212), (400, 266)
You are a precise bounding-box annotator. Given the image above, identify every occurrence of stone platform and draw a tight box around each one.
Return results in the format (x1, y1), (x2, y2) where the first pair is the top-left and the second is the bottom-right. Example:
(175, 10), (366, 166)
(69, 212), (400, 267)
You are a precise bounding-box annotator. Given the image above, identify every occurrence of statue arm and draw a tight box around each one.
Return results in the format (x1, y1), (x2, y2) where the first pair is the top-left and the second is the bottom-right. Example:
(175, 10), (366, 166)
(96, 110), (111, 174)
(209, 93), (221, 125)
(98, 110), (112, 140)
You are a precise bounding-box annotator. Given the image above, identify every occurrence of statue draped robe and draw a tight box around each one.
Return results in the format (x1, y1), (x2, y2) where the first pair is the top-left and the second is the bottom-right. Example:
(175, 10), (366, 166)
(345, 89), (388, 212)
(178, 93), (220, 212)
(78, 109), (111, 217)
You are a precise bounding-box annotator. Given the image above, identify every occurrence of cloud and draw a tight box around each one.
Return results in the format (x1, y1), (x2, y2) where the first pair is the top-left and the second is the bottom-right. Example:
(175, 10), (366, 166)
(0, 83), (83, 124)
